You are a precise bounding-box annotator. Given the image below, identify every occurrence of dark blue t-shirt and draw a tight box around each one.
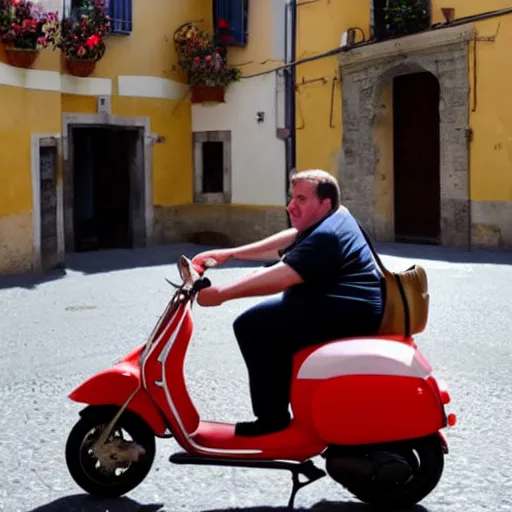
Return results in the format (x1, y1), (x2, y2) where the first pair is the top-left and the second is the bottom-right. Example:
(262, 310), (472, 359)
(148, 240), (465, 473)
(280, 208), (384, 317)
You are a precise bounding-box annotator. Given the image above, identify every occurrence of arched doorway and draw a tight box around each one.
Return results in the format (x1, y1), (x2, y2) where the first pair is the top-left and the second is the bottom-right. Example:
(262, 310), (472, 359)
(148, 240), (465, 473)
(338, 23), (472, 249)
(393, 71), (440, 244)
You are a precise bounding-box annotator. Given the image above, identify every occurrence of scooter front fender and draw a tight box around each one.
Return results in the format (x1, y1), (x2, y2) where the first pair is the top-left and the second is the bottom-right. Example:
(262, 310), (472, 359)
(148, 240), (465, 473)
(69, 363), (168, 436)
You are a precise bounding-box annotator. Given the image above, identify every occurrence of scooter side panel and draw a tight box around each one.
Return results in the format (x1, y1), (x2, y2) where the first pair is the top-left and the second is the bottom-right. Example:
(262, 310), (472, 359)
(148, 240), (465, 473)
(69, 366), (167, 435)
(311, 374), (445, 445)
(142, 307), (200, 439)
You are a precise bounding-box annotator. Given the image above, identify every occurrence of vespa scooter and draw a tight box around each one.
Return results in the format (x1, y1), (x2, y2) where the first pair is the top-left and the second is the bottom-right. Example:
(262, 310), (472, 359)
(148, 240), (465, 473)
(64, 255), (455, 510)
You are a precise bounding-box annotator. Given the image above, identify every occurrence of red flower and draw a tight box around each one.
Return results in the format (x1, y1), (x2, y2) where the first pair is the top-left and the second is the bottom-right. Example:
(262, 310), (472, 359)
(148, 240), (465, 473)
(85, 34), (100, 48)
(205, 55), (212, 62)
(193, 56), (200, 63)
(218, 18), (230, 29)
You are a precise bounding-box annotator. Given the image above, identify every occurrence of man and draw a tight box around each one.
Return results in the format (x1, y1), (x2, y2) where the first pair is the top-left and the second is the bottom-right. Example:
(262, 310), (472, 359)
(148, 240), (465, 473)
(192, 170), (385, 437)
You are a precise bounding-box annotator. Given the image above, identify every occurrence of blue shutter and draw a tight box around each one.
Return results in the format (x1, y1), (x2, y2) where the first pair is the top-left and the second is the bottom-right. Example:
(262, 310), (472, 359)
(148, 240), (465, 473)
(214, 0), (248, 47)
(108, 0), (132, 35)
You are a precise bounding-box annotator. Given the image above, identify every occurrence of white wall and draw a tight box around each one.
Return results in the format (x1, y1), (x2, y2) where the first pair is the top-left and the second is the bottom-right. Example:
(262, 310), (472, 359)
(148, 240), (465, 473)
(36, 0), (62, 15)
(192, 72), (286, 207)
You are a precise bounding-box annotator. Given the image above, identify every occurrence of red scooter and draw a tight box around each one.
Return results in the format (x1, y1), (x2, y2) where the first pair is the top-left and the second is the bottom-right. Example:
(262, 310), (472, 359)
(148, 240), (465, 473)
(64, 255), (456, 510)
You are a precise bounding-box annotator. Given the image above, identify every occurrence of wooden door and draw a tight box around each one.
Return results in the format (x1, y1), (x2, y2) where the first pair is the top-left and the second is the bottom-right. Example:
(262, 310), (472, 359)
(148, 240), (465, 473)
(393, 72), (441, 244)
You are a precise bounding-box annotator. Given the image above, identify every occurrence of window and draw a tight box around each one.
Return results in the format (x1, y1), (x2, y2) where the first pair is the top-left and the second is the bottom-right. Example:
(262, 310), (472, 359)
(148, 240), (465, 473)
(66, 0), (132, 35)
(371, 0), (388, 40)
(107, 0), (132, 35)
(193, 131), (232, 204)
(372, 0), (430, 41)
(213, 0), (249, 47)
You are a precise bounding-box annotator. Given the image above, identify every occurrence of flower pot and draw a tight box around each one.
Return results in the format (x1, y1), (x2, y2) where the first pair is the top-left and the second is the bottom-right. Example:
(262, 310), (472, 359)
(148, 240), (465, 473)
(5, 47), (39, 69)
(65, 57), (96, 77)
(191, 85), (225, 104)
(441, 8), (455, 23)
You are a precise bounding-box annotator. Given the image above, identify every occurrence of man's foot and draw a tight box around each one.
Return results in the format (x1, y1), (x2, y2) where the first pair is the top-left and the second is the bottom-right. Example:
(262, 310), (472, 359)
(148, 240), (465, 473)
(234, 414), (291, 437)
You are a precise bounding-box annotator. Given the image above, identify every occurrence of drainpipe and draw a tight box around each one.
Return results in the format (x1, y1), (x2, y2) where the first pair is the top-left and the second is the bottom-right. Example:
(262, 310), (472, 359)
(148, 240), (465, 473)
(284, 0), (297, 223)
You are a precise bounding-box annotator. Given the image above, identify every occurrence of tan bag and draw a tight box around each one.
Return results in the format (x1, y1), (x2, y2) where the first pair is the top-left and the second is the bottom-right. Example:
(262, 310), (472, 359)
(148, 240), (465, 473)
(358, 225), (430, 337)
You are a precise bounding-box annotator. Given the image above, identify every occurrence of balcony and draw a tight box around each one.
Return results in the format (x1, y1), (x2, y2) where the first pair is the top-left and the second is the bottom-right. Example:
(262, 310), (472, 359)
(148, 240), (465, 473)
(372, 0), (431, 41)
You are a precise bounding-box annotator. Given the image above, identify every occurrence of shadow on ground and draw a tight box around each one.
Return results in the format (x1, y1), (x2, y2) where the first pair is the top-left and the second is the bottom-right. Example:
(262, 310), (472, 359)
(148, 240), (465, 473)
(1, 240), (510, 291)
(204, 502), (429, 512)
(26, 494), (429, 512)
(0, 244), (262, 291)
(376, 242), (511, 265)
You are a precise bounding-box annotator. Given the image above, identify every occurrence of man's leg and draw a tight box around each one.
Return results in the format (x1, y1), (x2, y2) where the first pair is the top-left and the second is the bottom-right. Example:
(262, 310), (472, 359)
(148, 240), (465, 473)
(233, 296), (296, 436)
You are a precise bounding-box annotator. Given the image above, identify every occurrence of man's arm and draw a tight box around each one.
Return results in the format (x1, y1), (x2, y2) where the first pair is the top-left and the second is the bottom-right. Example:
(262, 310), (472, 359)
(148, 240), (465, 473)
(228, 228), (298, 261)
(193, 228), (298, 267)
(198, 262), (303, 306)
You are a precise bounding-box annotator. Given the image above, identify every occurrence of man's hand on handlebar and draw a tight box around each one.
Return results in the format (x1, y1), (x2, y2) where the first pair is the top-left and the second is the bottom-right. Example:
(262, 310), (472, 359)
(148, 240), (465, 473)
(192, 249), (231, 269)
(197, 286), (223, 307)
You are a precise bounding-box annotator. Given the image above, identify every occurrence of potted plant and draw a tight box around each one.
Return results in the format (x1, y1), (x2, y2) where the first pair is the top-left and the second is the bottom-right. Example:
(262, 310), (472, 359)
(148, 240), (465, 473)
(0, 0), (58, 68)
(45, 0), (110, 77)
(174, 22), (240, 104)
(383, 0), (430, 38)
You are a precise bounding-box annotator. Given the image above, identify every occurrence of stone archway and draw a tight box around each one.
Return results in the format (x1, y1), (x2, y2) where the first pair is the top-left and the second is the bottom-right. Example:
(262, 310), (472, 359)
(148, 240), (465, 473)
(338, 24), (473, 248)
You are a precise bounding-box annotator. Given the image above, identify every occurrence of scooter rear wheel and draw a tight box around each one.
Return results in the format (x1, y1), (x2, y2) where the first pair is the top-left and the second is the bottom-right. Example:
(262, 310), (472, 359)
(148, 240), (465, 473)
(332, 434), (445, 510)
(65, 406), (156, 498)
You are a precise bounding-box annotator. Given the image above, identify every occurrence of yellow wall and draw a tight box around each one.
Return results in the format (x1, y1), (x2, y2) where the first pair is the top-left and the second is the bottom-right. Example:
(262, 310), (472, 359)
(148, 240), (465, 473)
(228, 0), (284, 76)
(0, 0), (212, 274)
(96, 0), (212, 82)
(296, 0), (370, 174)
(0, 0), (211, 218)
(468, 15), (512, 201)
(295, 0), (512, 202)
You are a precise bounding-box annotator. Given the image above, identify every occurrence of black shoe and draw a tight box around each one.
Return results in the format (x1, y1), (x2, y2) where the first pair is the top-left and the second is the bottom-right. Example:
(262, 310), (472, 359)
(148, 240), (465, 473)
(235, 414), (291, 437)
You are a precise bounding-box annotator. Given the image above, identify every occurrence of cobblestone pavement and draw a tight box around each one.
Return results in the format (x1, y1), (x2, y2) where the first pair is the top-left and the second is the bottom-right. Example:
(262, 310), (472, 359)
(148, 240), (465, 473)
(0, 243), (510, 512)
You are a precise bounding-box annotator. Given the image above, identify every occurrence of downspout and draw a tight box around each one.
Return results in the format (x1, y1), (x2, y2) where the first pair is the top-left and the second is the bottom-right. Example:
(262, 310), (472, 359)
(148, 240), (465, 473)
(284, 0), (297, 214)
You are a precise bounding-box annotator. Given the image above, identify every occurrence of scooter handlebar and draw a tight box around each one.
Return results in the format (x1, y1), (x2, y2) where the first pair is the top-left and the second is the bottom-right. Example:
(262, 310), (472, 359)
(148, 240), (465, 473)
(192, 258), (219, 275)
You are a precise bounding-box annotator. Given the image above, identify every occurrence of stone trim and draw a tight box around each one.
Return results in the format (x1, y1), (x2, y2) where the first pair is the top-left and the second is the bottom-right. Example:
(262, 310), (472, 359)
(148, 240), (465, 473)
(31, 133), (63, 272)
(193, 130), (232, 204)
(62, 111), (154, 251)
(340, 24), (475, 72)
(338, 24), (473, 248)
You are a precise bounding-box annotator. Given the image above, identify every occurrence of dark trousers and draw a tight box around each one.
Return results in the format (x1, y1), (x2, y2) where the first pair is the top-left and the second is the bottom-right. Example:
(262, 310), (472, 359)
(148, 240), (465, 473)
(233, 294), (383, 421)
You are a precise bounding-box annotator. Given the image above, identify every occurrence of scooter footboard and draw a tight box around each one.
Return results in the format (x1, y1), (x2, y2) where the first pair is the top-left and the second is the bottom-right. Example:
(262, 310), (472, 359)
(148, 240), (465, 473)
(69, 367), (168, 436)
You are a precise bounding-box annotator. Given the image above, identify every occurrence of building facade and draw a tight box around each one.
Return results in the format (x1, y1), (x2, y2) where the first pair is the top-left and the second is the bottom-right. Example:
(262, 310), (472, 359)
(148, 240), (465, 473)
(0, 0), (290, 277)
(296, 0), (512, 250)
(1, 0), (511, 278)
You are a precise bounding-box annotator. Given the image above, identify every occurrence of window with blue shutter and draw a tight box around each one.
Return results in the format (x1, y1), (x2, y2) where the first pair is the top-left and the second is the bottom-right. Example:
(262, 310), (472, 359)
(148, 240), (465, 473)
(213, 0), (249, 47)
(107, 0), (133, 35)
(68, 0), (132, 35)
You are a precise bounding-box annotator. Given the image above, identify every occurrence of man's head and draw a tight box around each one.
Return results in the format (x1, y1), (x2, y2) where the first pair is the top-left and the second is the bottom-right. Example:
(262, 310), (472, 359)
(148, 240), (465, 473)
(286, 169), (341, 232)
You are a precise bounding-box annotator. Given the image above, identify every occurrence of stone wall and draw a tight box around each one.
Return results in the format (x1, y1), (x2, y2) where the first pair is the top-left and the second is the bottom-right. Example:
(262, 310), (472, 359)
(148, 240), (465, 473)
(471, 200), (512, 250)
(153, 204), (289, 248)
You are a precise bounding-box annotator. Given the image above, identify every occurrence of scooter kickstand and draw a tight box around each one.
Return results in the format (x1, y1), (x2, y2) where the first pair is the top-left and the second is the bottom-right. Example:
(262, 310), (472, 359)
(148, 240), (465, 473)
(287, 460), (326, 510)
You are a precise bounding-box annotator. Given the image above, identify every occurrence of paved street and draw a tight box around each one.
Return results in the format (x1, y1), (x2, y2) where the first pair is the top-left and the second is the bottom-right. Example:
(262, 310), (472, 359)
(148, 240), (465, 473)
(0, 242), (511, 512)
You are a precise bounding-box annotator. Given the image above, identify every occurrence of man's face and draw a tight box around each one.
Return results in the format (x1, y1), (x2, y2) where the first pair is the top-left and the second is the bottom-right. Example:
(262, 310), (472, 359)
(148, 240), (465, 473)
(286, 181), (332, 232)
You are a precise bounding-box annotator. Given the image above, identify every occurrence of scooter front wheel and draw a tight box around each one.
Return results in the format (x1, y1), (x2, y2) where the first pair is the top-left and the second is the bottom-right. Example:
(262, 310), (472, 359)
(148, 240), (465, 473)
(65, 406), (156, 498)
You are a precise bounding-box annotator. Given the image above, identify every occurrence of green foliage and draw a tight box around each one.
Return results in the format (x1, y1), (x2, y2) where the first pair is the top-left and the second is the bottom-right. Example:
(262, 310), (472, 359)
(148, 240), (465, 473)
(383, 0), (430, 37)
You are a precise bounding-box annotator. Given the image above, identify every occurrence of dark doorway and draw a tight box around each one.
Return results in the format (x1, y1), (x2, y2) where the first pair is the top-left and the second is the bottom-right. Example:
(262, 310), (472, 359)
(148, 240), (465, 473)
(71, 126), (144, 252)
(201, 141), (224, 194)
(393, 71), (441, 245)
